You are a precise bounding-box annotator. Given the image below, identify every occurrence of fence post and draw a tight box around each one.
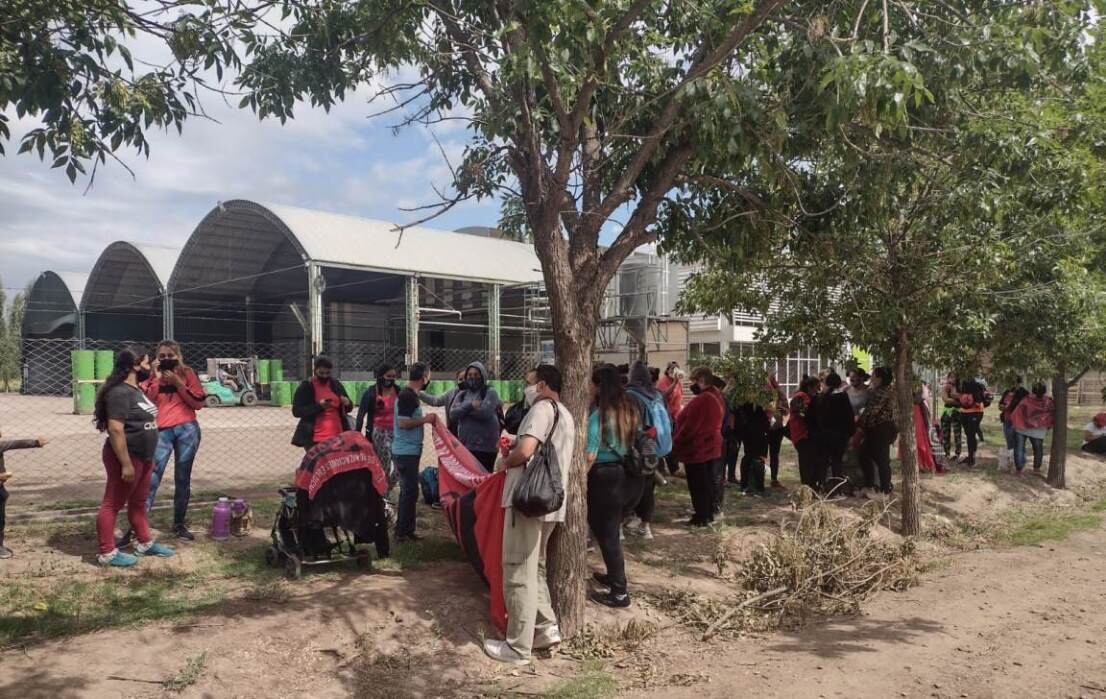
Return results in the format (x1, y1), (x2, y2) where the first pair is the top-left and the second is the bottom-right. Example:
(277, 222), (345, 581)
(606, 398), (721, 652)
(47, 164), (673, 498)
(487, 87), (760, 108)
(488, 283), (501, 377)
(308, 262), (325, 364)
(406, 274), (420, 368)
(162, 293), (174, 340)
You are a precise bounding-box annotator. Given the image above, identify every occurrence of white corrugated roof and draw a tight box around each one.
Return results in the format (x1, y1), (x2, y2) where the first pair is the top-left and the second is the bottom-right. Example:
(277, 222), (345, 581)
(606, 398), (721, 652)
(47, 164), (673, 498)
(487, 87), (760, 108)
(259, 202), (543, 285)
(53, 271), (88, 308)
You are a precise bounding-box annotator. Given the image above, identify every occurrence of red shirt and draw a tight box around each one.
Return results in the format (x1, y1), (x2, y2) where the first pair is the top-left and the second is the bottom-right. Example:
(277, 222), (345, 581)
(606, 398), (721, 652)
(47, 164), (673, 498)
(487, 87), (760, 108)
(312, 379), (343, 443)
(671, 386), (724, 464)
(657, 374), (684, 418)
(373, 391), (397, 432)
(142, 367), (204, 429)
(788, 391), (813, 443)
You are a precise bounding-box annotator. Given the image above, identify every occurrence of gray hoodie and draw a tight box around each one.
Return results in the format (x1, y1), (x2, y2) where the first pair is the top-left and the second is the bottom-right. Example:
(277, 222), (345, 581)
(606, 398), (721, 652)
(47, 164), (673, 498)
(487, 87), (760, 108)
(448, 361), (502, 453)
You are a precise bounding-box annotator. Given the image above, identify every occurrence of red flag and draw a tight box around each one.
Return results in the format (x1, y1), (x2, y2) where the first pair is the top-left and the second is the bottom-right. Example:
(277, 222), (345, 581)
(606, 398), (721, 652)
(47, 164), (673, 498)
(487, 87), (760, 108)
(432, 421), (507, 632)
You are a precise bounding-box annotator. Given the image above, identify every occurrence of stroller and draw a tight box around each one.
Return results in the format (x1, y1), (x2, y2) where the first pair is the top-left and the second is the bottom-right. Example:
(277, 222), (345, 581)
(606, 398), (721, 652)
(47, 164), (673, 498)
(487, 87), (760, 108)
(266, 432), (391, 579)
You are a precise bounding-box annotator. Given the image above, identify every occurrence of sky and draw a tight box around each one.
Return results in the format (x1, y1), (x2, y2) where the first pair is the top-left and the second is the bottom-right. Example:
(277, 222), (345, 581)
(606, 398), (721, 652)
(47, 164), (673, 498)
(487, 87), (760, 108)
(0, 80), (498, 297)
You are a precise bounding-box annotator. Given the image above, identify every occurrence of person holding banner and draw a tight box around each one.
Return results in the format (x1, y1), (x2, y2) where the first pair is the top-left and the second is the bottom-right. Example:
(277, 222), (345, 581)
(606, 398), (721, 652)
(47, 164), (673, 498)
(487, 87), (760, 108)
(393, 363), (438, 543)
(484, 365), (575, 666)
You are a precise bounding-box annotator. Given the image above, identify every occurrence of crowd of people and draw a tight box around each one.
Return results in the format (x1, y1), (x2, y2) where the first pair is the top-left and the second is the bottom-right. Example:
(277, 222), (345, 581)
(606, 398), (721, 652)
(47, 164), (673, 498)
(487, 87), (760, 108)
(9, 339), (1106, 666)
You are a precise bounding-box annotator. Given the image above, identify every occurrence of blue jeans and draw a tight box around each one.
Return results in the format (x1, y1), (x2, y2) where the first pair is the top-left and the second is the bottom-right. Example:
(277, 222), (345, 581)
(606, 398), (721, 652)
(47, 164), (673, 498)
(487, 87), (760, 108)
(393, 454), (420, 538)
(146, 421), (202, 525)
(1003, 422), (1017, 451)
(1013, 433), (1044, 472)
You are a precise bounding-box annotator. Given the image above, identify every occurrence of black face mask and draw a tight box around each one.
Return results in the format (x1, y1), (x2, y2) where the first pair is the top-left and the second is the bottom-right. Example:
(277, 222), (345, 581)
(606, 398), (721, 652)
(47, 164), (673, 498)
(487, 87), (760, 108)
(136, 368), (152, 382)
(467, 377), (482, 391)
(457, 380), (465, 389)
(690, 384), (702, 396)
(380, 379), (395, 388)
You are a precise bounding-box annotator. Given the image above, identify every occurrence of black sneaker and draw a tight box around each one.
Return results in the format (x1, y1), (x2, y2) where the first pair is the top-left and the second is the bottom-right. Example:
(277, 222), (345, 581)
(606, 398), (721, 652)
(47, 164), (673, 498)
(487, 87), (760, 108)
(115, 529), (134, 549)
(173, 524), (195, 541)
(0, 545), (13, 560)
(590, 590), (631, 608)
(592, 572), (612, 587)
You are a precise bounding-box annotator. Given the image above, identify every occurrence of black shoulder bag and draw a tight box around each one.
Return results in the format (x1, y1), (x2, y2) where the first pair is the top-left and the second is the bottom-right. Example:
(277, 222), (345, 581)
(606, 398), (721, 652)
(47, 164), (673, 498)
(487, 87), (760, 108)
(511, 399), (566, 518)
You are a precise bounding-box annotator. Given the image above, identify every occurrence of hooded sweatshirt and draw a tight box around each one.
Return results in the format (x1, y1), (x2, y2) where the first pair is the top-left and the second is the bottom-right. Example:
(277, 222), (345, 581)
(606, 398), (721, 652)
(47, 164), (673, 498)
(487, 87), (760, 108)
(448, 361), (503, 453)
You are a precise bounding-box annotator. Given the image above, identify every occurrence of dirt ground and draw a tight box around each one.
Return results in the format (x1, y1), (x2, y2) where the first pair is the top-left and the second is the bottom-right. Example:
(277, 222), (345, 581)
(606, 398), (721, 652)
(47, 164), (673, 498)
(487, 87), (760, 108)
(4, 438), (1106, 699)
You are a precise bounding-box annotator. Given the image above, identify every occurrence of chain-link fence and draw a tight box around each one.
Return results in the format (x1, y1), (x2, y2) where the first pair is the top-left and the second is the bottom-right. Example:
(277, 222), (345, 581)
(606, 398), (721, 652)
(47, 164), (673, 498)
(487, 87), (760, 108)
(6, 338), (542, 513)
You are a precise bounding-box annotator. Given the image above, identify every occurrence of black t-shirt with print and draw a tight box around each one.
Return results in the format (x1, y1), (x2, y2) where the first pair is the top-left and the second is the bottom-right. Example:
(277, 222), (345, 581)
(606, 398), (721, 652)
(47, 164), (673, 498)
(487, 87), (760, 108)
(105, 383), (159, 459)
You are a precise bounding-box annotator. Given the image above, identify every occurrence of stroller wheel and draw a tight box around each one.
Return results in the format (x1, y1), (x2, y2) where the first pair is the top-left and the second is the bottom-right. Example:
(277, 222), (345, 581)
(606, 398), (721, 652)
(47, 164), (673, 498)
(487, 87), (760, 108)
(265, 547), (278, 568)
(284, 554), (302, 580)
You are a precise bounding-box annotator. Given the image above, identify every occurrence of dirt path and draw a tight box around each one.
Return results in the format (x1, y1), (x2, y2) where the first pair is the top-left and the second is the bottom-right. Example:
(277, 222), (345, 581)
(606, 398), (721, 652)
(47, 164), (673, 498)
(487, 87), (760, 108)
(636, 522), (1106, 699)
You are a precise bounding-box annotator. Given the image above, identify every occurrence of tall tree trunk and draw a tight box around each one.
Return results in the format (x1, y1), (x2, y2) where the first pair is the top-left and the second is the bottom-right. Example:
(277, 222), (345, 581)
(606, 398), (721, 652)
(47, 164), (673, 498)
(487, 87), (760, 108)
(1047, 366), (1069, 489)
(893, 327), (921, 536)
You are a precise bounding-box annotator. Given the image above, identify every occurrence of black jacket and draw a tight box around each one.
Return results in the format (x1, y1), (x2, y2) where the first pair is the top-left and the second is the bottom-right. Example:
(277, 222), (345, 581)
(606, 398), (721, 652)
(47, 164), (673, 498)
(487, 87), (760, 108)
(291, 378), (352, 447)
(813, 391), (856, 439)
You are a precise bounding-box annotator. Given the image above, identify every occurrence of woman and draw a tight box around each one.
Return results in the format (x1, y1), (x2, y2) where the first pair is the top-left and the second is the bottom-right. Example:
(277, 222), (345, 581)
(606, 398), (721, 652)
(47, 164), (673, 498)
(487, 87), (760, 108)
(858, 367), (897, 497)
(449, 361), (503, 471)
(736, 400), (771, 495)
(94, 347), (175, 567)
(356, 364), (400, 484)
(958, 377), (988, 467)
(813, 372), (855, 495)
(587, 365), (643, 608)
(119, 340), (205, 547)
(789, 376), (823, 491)
(940, 373), (964, 462)
(292, 356), (353, 450)
(766, 373), (788, 488)
(625, 361), (667, 541)
(904, 383), (941, 474)
(657, 362), (684, 475)
(671, 367), (725, 527)
(1009, 382), (1055, 475)
(998, 377), (1028, 470)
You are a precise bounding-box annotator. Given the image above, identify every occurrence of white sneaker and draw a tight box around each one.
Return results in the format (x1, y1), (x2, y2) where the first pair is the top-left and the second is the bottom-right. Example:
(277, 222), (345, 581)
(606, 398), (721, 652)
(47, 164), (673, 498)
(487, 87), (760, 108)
(640, 524), (654, 540)
(533, 625), (562, 651)
(483, 639), (529, 666)
(624, 516), (643, 531)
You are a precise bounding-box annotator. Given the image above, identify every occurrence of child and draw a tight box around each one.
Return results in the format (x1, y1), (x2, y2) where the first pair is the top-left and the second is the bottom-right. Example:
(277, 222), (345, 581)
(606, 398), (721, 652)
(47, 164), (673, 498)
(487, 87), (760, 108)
(0, 431), (48, 559)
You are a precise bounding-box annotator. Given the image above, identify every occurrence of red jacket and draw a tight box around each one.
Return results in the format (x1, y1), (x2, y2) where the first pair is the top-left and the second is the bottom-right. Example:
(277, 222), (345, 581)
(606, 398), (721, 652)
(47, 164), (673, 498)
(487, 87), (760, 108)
(672, 386), (724, 464)
(143, 367), (205, 429)
(788, 391), (814, 443)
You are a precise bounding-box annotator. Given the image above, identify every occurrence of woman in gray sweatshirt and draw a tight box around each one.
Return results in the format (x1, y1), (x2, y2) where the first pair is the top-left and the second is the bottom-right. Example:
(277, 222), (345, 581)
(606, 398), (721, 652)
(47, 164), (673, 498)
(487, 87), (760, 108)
(448, 361), (503, 471)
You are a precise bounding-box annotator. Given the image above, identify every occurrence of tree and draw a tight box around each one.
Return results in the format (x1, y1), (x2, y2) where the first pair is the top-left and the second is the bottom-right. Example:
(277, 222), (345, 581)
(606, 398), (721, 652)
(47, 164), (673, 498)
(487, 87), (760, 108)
(4, 290), (27, 392)
(671, 2), (1096, 535)
(0, 279), (8, 391)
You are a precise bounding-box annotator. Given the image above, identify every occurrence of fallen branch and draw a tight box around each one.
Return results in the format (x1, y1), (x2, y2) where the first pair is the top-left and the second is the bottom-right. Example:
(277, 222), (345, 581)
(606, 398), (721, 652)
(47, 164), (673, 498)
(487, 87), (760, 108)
(701, 586), (789, 641)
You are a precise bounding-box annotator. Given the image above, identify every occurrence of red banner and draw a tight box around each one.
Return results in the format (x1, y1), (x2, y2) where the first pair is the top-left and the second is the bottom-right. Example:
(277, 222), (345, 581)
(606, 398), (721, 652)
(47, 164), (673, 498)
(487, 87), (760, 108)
(294, 431), (389, 500)
(432, 421), (507, 632)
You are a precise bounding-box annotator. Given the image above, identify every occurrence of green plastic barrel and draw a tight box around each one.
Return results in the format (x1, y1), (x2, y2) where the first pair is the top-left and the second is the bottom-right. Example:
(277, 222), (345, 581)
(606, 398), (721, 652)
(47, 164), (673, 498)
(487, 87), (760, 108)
(257, 359), (271, 385)
(93, 350), (114, 380)
(275, 381), (292, 407)
(74, 381), (98, 415)
(71, 350), (95, 382)
(271, 359), (284, 383)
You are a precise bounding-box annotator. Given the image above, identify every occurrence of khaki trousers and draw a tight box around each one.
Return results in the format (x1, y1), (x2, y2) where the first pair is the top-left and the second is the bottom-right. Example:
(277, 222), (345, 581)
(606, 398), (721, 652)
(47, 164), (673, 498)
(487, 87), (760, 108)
(502, 510), (558, 657)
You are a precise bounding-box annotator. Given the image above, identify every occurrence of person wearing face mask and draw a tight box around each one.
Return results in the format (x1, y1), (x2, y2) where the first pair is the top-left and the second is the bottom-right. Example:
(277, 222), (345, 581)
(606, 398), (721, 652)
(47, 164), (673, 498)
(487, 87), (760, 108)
(291, 356), (353, 450)
(449, 361), (504, 471)
(1009, 382), (1055, 475)
(356, 364), (401, 484)
(503, 370), (539, 436)
(93, 347), (176, 567)
(419, 369), (467, 436)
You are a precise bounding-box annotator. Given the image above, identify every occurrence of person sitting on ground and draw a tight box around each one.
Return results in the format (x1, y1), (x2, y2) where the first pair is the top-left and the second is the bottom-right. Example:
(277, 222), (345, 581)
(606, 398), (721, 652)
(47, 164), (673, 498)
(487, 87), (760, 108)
(1082, 413), (1106, 455)
(392, 363), (438, 544)
(586, 365), (644, 608)
(449, 361), (503, 472)
(1009, 382), (1055, 475)
(672, 367), (725, 527)
(291, 356), (352, 450)
(858, 367), (897, 498)
(484, 365), (575, 666)
(0, 431), (47, 559)
(419, 369), (467, 436)
(813, 372), (856, 495)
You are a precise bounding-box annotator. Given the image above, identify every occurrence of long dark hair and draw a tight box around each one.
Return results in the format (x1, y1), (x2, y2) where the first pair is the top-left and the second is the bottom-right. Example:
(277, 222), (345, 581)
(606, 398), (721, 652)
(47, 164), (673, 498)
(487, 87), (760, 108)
(94, 346), (148, 432)
(592, 365), (638, 448)
(374, 363), (396, 394)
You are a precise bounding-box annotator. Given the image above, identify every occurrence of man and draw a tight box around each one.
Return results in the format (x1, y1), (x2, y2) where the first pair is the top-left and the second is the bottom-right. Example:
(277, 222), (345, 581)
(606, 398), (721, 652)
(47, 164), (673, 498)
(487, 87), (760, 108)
(671, 367), (725, 527)
(484, 365), (575, 666)
(393, 363), (438, 543)
(846, 369), (871, 413)
(291, 356), (353, 449)
(0, 430), (47, 559)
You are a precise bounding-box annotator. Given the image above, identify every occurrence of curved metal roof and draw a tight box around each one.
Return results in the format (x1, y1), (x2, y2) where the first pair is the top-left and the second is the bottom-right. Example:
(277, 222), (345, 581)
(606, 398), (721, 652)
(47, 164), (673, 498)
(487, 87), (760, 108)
(52, 271), (88, 309)
(23, 271), (89, 336)
(82, 241), (180, 312)
(169, 199), (542, 296)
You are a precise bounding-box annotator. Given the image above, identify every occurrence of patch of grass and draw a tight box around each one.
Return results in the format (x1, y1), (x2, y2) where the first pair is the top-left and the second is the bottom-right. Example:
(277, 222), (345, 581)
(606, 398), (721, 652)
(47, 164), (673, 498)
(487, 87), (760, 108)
(377, 534), (466, 572)
(1089, 498), (1106, 513)
(542, 660), (617, 699)
(164, 652), (207, 692)
(0, 570), (225, 646)
(996, 509), (1101, 547)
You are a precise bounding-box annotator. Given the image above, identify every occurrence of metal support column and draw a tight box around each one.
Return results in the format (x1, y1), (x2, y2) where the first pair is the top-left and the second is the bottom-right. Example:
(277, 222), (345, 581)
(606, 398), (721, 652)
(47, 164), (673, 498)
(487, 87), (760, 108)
(77, 311), (86, 350)
(488, 283), (501, 377)
(405, 275), (420, 368)
(308, 262), (325, 361)
(245, 295), (254, 353)
(162, 294), (174, 340)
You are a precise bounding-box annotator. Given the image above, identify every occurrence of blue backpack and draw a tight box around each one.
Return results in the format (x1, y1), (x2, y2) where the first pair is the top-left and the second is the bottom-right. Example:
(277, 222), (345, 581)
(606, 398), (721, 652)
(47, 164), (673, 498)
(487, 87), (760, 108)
(629, 388), (673, 458)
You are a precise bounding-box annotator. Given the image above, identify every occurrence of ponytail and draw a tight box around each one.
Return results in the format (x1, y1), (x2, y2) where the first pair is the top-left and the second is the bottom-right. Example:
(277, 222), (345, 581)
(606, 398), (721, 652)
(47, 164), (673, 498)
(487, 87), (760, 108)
(94, 346), (148, 432)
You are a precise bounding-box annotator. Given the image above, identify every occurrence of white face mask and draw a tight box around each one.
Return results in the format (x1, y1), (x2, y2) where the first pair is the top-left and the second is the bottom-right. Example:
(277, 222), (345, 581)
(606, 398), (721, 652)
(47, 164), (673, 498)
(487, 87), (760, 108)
(524, 384), (539, 407)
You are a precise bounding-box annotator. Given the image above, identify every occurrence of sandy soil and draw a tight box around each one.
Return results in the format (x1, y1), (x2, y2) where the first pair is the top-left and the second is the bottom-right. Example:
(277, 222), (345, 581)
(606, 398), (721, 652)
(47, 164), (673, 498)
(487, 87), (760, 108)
(4, 440), (1106, 698)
